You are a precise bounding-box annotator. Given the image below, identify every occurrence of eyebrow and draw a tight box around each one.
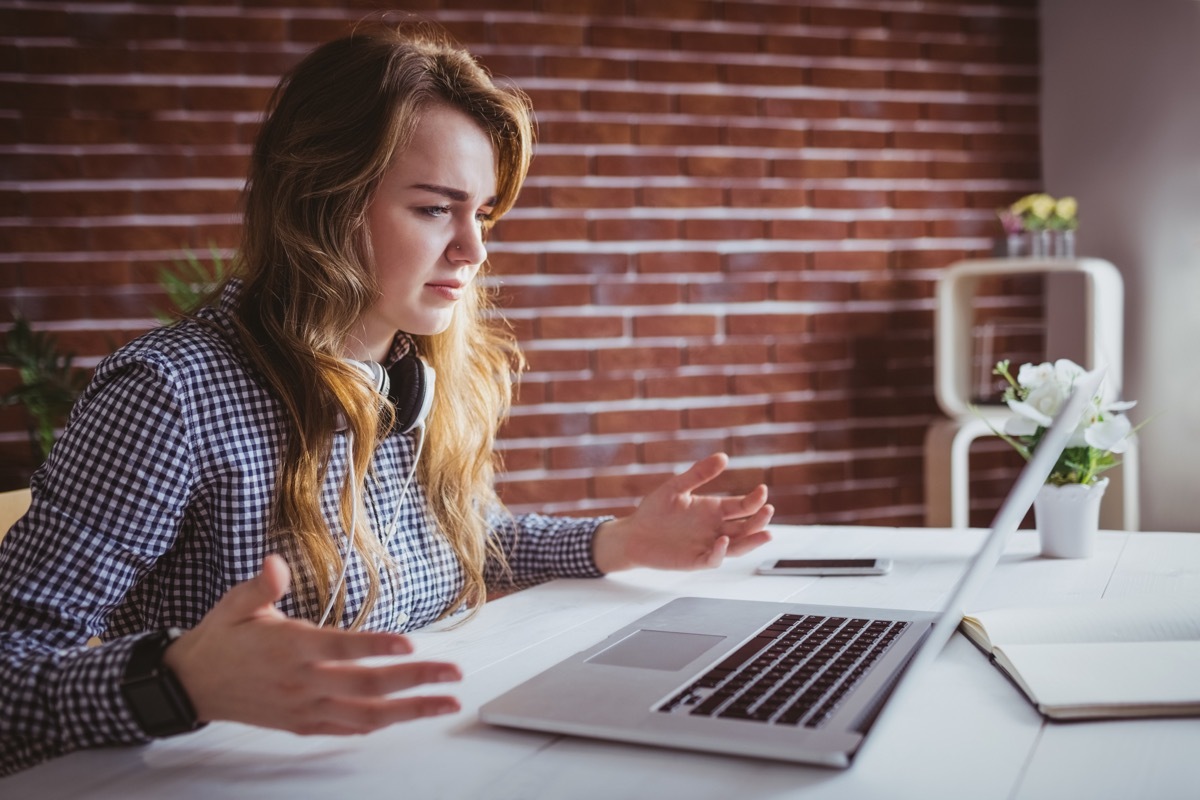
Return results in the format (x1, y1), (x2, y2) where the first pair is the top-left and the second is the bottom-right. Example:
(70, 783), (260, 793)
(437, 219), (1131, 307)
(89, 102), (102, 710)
(410, 183), (498, 206)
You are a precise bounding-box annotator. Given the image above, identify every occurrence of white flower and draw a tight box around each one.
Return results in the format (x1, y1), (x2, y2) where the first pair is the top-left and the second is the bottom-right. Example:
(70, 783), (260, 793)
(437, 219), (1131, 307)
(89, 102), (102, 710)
(992, 357), (1140, 486)
(1086, 414), (1132, 453)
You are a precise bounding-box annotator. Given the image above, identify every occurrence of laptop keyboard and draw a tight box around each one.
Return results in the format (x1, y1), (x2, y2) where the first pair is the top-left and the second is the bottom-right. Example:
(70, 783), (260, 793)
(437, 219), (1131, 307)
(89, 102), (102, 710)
(656, 613), (908, 728)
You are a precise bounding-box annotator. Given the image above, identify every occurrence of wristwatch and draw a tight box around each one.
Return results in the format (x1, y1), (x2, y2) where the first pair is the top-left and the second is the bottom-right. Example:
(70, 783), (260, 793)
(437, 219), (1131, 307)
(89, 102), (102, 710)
(119, 628), (203, 737)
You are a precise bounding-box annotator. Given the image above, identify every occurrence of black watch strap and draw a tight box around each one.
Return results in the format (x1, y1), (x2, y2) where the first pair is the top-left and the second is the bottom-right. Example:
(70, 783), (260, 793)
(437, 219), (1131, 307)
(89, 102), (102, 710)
(120, 628), (203, 737)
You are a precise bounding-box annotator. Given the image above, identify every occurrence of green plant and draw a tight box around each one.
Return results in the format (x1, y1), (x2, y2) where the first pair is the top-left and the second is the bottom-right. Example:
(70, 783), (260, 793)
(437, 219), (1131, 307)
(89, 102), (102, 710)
(155, 245), (228, 322)
(0, 312), (88, 462)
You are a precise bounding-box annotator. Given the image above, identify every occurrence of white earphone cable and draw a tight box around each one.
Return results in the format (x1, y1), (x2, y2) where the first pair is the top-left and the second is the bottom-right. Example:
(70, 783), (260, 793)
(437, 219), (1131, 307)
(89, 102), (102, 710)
(317, 423), (426, 628)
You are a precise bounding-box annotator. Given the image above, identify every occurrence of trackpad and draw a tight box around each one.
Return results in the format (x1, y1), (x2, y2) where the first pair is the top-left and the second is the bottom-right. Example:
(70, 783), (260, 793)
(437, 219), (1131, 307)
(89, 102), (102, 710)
(586, 629), (726, 671)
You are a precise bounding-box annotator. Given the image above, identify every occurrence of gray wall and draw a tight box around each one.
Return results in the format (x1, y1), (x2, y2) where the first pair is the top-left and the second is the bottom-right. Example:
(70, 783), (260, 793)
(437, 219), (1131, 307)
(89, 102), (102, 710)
(1042, 0), (1200, 531)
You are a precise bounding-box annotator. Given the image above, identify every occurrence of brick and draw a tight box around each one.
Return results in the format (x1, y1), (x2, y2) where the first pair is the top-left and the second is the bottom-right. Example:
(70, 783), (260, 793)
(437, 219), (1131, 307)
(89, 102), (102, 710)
(588, 24), (673, 50)
(683, 218), (764, 241)
(544, 186), (636, 209)
(537, 315), (624, 339)
(809, 129), (889, 150)
(811, 68), (887, 90)
(638, 123), (722, 147)
(595, 154), (683, 177)
(497, 283), (592, 309)
(527, 153), (588, 177)
(727, 314), (809, 336)
(854, 159), (928, 179)
(490, 20), (585, 47)
(522, 348), (591, 373)
(732, 431), (811, 456)
(537, 120), (634, 145)
(493, 217), (588, 242)
(724, 250), (811, 272)
(678, 92), (757, 116)
(762, 97), (841, 120)
(543, 55), (629, 81)
(891, 70), (963, 92)
(775, 278), (853, 303)
(685, 402), (770, 429)
(633, 314), (718, 338)
(852, 219), (928, 240)
(640, 186), (725, 208)
(549, 441), (638, 470)
(494, 445), (545, 473)
(847, 37), (923, 60)
(594, 282), (682, 306)
(726, 187), (807, 209)
(184, 15), (285, 42)
(685, 343), (771, 367)
(769, 220), (851, 240)
(25, 190), (135, 218)
(596, 408), (683, 436)
(810, 7), (884, 27)
(631, 0), (718, 21)
(686, 280), (769, 304)
(496, 476), (590, 506)
(723, 1), (804, 25)
(591, 217), (678, 242)
(638, 252), (721, 274)
(811, 189), (889, 210)
(684, 156), (767, 179)
(762, 34), (843, 57)
(731, 370), (813, 395)
(549, 377), (638, 403)
(644, 373), (728, 398)
(772, 158), (850, 180)
(726, 125), (807, 149)
(591, 468), (674, 500)
(501, 411), (591, 439)
(641, 436), (730, 464)
(596, 346), (682, 372)
(724, 62), (807, 86)
(587, 90), (670, 115)
(544, 252), (631, 276)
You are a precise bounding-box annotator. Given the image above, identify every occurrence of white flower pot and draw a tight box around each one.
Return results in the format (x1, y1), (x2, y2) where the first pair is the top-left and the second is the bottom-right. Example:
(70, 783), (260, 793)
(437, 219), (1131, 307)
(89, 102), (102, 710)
(1034, 477), (1109, 559)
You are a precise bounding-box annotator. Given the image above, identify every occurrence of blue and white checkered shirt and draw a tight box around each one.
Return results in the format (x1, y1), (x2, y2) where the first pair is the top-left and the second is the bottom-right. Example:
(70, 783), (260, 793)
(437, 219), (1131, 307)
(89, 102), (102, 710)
(0, 282), (606, 775)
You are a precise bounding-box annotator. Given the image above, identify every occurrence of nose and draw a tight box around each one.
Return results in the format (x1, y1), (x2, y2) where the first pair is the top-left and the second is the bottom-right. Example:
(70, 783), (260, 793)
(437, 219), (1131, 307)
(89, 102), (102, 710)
(449, 220), (487, 266)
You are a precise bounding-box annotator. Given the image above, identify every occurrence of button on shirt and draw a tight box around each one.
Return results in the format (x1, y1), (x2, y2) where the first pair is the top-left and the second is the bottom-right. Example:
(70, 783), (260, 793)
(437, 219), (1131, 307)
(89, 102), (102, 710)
(0, 282), (607, 776)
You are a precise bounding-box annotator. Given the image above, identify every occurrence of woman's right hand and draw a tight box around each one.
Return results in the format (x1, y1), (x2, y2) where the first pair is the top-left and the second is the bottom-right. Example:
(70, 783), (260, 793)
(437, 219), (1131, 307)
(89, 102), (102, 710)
(162, 554), (461, 735)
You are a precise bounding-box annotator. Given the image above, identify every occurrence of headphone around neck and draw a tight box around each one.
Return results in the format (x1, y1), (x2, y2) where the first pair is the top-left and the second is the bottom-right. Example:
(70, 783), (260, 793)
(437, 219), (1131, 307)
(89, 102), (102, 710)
(347, 350), (436, 434)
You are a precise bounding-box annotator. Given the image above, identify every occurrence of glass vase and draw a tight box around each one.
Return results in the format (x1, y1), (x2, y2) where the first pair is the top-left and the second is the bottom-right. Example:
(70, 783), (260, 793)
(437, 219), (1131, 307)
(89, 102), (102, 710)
(1053, 229), (1076, 259)
(1029, 229), (1051, 259)
(1005, 233), (1025, 258)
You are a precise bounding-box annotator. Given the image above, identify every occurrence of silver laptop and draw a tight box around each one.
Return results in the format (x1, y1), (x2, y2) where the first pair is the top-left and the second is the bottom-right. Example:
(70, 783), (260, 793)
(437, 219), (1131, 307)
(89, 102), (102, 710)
(481, 370), (1105, 768)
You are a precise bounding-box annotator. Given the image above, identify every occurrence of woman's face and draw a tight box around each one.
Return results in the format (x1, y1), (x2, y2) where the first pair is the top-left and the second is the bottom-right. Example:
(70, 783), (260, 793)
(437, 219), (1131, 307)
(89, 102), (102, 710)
(354, 103), (497, 361)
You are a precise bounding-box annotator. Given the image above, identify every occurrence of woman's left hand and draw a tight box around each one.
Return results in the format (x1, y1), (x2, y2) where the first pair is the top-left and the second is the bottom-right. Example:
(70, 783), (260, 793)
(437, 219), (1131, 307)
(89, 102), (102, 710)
(591, 452), (774, 573)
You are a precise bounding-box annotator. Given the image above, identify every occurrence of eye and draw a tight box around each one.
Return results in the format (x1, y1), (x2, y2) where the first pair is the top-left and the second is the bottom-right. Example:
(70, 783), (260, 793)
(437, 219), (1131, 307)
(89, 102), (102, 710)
(420, 205), (451, 218)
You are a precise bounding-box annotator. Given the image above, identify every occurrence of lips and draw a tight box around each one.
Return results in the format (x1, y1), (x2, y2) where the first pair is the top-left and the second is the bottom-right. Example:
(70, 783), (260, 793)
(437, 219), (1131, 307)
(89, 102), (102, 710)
(425, 279), (465, 301)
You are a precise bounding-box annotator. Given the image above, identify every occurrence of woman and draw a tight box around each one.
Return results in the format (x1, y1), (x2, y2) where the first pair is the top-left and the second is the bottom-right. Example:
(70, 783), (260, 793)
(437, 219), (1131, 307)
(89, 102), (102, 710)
(0, 22), (773, 775)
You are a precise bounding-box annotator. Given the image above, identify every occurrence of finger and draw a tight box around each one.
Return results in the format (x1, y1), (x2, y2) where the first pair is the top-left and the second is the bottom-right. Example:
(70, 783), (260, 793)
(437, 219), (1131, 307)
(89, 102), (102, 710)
(668, 452), (729, 495)
(310, 661), (462, 698)
(721, 503), (775, 538)
(701, 535), (730, 569)
(309, 694), (461, 734)
(303, 626), (415, 661)
(724, 529), (773, 558)
(716, 484), (768, 519)
(209, 554), (292, 625)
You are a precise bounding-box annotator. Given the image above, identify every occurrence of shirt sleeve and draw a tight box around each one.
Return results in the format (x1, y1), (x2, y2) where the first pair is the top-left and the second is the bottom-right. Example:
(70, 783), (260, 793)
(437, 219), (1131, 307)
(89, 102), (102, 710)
(484, 509), (610, 591)
(0, 356), (196, 775)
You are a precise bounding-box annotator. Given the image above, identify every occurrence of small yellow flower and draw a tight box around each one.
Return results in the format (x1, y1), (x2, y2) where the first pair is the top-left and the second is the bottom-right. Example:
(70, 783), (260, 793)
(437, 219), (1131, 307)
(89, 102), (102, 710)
(1055, 196), (1078, 221)
(1030, 194), (1056, 220)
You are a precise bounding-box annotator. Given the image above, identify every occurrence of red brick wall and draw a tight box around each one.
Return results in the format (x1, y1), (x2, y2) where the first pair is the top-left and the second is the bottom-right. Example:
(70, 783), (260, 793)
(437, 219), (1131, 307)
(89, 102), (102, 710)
(0, 1), (1042, 526)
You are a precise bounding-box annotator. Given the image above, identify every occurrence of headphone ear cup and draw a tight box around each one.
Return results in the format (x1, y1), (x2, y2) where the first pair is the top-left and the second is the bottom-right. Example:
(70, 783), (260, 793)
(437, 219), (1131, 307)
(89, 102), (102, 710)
(386, 352), (435, 434)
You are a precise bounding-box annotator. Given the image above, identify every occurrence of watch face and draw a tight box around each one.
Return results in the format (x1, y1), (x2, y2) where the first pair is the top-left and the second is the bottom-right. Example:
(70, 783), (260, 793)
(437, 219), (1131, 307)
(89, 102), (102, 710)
(124, 678), (182, 731)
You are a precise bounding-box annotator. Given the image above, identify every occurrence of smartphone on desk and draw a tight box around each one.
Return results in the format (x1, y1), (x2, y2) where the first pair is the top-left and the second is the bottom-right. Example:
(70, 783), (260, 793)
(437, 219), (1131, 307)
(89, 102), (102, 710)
(755, 558), (893, 576)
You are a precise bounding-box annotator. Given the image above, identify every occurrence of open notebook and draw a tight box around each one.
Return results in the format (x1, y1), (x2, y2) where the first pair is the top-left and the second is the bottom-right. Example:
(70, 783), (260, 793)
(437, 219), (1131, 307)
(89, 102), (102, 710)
(480, 371), (1106, 768)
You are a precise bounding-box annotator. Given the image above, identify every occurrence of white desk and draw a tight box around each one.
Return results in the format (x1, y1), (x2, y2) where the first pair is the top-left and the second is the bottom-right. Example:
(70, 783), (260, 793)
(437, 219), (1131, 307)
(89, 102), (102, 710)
(6, 526), (1200, 800)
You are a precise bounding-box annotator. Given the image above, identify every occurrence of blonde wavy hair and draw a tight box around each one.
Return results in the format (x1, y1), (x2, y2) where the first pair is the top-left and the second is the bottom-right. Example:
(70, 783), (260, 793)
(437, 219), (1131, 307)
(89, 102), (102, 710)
(226, 22), (532, 627)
